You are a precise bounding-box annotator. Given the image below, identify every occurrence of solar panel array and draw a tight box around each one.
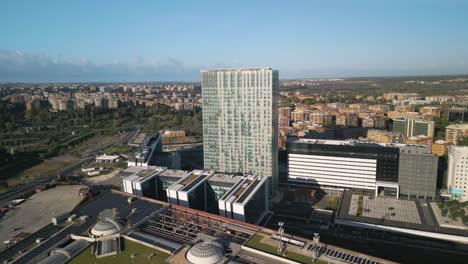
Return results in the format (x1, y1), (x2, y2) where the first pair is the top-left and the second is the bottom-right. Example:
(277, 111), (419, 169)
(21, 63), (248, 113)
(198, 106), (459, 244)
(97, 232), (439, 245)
(13, 224), (91, 264)
(0, 224), (61, 262)
(0, 191), (166, 264)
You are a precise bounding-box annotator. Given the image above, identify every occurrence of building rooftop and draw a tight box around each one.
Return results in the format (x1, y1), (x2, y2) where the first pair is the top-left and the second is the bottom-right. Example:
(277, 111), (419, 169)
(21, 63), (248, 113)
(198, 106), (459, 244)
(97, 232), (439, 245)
(95, 155), (119, 160)
(180, 173), (200, 186)
(294, 138), (390, 147)
(135, 168), (161, 178)
(337, 191), (468, 242)
(447, 124), (468, 129)
(159, 169), (189, 178)
(219, 176), (267, 205)
(293, 138), (431, 151)
(185, 241), (225, 264)
(207, 173), (243, 185)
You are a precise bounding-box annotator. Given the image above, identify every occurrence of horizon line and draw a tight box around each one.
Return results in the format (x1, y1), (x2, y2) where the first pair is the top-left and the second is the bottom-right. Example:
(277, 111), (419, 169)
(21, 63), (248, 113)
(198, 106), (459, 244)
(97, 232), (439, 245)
(1, 73), (468, 85)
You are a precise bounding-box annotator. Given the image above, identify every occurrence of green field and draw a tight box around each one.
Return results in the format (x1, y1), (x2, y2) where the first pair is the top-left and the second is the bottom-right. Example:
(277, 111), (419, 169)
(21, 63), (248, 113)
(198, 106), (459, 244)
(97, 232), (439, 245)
(102, 145), (133, 155)
(70, 239), (170, 264)
(0, 155), (78, 187)
(245, 232), (325, 264)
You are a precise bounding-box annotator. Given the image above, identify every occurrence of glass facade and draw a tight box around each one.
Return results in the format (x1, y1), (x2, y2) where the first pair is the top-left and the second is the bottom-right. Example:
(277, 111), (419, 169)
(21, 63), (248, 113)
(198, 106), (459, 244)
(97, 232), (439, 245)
(398, 154), (437, 198)
(448, 108), (468, 123)
(201, 68), (279, 188)
(392, 118), (434, 137)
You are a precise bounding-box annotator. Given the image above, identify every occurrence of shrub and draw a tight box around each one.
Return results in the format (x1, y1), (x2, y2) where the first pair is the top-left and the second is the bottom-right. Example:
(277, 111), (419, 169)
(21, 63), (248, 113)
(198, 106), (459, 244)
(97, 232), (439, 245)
(441, 208), (448, 217)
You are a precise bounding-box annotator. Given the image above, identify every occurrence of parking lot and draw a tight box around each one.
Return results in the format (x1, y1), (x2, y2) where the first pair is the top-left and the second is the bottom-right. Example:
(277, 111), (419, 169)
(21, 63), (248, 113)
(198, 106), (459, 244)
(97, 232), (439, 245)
(0, 185), (85, 248)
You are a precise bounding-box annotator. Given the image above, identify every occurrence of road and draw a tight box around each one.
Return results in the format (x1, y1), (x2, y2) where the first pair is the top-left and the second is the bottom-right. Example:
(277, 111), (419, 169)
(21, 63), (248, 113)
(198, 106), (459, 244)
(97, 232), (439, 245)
(0, 156), (94, 207)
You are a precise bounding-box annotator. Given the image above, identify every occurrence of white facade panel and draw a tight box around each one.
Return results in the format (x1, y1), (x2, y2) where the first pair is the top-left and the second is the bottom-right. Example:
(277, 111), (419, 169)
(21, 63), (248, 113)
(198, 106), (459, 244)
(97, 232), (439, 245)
(288, 153), (377, 190)
(167, 189), (178, 204)
(288, 166), (376, 176)
(288, 170), (376, 180)
(123, 179), (134, 194)
(289, 153), (377, 164)
(178, 192), (189, 207)
(232, 203), (245, 222)
(218, 200), (226, 217)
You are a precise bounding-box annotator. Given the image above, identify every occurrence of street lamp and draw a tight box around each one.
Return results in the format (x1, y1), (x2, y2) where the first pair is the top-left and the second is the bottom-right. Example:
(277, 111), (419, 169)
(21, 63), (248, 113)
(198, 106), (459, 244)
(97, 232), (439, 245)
(277, 221), (284, 253)
(312, 233), (320, 263)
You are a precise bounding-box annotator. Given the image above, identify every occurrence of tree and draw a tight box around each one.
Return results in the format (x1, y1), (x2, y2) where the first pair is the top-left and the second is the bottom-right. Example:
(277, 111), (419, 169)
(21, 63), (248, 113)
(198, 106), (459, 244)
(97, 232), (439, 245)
(458, 136), (468, 146)
(441, 208), (448, 217)
(463, 215), (468, 225)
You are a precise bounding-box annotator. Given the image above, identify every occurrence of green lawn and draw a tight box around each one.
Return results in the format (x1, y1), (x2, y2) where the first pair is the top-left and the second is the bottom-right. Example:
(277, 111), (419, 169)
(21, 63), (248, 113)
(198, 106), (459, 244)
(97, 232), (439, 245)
(245, 232), (325, 264)
(70, 239), (170, 264)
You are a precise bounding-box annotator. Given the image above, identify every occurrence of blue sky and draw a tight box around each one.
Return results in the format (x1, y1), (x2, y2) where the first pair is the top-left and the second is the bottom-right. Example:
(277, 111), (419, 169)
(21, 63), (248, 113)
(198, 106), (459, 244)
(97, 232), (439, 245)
(1, 0), (468, 82)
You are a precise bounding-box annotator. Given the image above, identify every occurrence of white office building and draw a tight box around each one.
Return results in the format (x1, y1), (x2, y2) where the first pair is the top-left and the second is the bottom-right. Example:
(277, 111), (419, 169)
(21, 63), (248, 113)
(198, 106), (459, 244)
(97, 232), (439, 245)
(218, 175), (268, 224)
(127, 132), (162, 167)
(201, 68), (279, 189)
(447, 146), (468, 201)
(166, 170), (215, 212)
(289, 152), (378, 190)
(122, 166), (168, 200)
(288, 139), (402, 197)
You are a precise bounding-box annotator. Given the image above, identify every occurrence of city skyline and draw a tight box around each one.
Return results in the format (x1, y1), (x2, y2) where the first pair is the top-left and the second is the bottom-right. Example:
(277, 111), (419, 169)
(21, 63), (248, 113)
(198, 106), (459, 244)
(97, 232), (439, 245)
(2, 1), (468, 263)
(2, 0), (468, 82)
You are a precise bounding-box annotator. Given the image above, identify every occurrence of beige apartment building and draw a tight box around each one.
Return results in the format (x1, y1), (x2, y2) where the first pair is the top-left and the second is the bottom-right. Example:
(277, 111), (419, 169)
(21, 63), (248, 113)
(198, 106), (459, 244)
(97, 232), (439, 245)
(446, 124), (468, 145)
(367, 129), (403, 144)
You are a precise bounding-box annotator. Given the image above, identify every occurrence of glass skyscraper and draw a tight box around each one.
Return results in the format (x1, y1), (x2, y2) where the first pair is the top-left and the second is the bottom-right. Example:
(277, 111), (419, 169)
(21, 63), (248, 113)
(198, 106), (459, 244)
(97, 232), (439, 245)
(201, 68), (279, 188)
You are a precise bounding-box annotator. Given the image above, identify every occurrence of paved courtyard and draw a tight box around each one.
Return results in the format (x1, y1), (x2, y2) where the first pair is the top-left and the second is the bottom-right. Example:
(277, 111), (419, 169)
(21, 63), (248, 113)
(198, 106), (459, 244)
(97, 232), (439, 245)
(349, 195), (421, 224)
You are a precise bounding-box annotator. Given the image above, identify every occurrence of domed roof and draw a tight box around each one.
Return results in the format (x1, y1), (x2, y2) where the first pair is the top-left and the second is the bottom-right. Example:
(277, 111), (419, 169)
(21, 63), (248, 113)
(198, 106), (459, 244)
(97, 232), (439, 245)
(186, 241), (225, 264)
(90, 218), (124, 237)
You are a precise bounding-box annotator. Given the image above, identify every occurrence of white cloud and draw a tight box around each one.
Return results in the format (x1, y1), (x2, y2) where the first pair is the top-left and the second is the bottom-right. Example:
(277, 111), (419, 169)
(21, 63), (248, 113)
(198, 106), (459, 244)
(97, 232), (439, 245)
(0, 49), (199, 82)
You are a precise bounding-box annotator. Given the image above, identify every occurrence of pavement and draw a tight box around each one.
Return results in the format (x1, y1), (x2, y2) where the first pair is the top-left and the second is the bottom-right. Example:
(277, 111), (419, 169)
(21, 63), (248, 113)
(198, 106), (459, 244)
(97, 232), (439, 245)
(83, 169), (121, 186)
(0, 185), (85, 249)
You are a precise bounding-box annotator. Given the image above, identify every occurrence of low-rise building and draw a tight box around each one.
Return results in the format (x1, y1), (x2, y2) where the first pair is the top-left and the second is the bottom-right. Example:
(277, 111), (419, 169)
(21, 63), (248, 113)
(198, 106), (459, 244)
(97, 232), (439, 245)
(405, 135), (433, 148)
(367, 129), (403, 144)
(335, 113), (358, 127)
(278, 106), (291, 118)
(448, 107), (468, 123)
(420, 106), (442, 118)
(392, 117), (435, 138)
(432, 140), (450, 156)
(445, 124), (468, 145)
(95, 154), (120, 163)
(127, 132), (162, 167)
(291, 109), (310, 122)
